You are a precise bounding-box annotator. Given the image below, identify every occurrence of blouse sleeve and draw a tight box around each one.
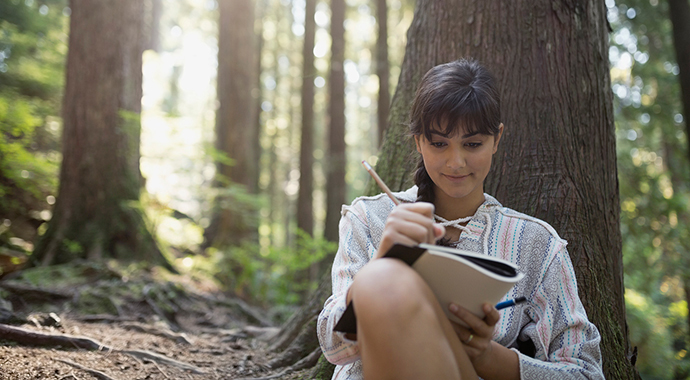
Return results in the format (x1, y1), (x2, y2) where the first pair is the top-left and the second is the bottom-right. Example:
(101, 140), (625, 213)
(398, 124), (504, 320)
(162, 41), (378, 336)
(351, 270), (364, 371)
(516, 244), (605, 379)
(317, 202), (377, 365)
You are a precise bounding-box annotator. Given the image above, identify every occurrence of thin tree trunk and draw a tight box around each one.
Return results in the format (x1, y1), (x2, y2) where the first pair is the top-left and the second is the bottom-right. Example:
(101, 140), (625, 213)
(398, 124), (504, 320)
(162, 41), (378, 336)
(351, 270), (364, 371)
(371, 1), (636, 378)
(32, 0), (169, 269)
(668, 0), (690, 163)
(298, 0), (317, 236)
(375, 0), (390, 146)
(667, 0), (690, 347)
(205, 0), (259, 248)
(324, 0), (347, 242)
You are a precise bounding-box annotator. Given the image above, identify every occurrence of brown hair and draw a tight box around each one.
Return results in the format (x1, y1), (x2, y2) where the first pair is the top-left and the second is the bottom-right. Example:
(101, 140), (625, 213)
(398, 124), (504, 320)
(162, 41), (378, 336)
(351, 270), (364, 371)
(410, 58), (502, 204)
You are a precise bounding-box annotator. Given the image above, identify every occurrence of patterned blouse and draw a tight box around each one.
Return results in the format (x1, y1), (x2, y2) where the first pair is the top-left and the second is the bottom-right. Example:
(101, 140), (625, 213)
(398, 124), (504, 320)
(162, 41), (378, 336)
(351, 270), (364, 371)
(316, 186), (604, 379)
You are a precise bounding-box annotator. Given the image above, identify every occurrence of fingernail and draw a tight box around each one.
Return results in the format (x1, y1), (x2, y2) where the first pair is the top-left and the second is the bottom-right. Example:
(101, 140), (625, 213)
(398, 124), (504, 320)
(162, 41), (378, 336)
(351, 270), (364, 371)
(449, 304), (458, 313)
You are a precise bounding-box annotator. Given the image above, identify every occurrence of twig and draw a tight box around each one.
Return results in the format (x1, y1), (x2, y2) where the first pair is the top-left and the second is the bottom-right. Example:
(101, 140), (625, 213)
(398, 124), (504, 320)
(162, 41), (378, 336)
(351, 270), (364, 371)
(55, 358), (116, 380)
(152, 360), (170, 379)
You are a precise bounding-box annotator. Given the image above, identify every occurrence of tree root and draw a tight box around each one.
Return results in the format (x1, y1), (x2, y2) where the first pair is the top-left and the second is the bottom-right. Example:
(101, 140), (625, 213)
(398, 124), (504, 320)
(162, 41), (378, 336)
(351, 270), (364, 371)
(0, 323), (107, 350)
(120, 349), (206, 374)
(121, 322), (193, 345)
(0, 282), (73, 302)
(55, 358), (117, 380)
(234, 347), (322, 380)
(0, 323), (206, 374)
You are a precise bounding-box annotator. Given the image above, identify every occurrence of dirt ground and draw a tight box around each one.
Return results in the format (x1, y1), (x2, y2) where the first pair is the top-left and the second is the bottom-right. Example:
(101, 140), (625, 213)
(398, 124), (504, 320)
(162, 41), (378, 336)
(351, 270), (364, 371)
(0, 263), (314, 380)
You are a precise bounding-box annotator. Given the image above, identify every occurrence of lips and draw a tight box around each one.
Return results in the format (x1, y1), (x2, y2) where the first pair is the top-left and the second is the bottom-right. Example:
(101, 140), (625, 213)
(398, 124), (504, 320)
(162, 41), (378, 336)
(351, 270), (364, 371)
(443, 173), (470, 182)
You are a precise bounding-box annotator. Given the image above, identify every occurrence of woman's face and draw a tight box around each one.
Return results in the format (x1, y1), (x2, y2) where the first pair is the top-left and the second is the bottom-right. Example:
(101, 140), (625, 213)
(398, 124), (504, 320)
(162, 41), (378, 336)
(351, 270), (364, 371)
(414, 123), (503, 209)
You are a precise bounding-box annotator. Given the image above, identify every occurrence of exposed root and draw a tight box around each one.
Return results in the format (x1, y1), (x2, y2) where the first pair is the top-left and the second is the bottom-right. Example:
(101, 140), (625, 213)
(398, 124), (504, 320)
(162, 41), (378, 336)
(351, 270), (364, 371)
(120, 349), (206, 374)
(0, 323), (108, 351)
(0, 323), (205, 375)
(234, 347), (322, 380)
(121, 322), (193, 345)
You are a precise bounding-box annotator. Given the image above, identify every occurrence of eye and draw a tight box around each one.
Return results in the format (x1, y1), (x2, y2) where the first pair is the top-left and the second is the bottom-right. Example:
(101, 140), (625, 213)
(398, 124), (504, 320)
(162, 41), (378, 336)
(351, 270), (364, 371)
(466, 142), (483, 148)
(430, 141), (447, 148)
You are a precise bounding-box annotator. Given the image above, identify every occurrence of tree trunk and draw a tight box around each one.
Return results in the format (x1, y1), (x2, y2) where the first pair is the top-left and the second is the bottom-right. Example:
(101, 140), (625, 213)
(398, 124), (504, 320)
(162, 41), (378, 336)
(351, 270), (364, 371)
(298, 0), (317, 236)
(205, 0), (259, 248)
(375, 0), (390, 147)
(371, 0), (636, 378)
(668, 0), (690, 163)
(32, 0), (169, 269)
(324, 0), (347, 242)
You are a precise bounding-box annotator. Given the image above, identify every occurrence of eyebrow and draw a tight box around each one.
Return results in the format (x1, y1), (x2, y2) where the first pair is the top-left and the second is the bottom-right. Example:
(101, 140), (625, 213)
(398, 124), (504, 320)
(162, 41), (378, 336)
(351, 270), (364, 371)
(429, 130), (481, 139)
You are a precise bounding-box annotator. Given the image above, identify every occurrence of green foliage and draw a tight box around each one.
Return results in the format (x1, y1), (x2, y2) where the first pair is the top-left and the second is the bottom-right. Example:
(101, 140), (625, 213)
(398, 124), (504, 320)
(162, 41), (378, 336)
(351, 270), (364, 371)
(203, 230), (336, 316)
(0, 0), (67, 244)
(626, 289), (676, 379)
(608, 0), (690, 375)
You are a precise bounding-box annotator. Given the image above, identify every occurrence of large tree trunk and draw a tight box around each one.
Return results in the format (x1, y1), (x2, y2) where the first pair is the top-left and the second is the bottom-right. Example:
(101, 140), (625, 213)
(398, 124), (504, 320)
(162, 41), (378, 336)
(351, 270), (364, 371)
(284, 1), (637, 378)
(370, 1), (637, 378)
(323, 0), (347, 242)
(204, 0), (259, 248)
(375, 0), (390, 147)
(297, 0), (317, 237)
(33, 0), (169, 269)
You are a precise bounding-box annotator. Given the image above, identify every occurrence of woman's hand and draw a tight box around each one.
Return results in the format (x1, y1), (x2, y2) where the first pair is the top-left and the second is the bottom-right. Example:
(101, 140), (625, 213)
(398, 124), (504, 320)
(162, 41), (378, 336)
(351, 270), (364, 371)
(375, 202), (445, 259)
(448, 303), (501, 377)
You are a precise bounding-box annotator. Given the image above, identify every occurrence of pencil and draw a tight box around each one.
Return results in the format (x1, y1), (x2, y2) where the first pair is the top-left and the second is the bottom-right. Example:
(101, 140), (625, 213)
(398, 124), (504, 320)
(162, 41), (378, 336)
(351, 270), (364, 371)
(362, 160), (400, 205)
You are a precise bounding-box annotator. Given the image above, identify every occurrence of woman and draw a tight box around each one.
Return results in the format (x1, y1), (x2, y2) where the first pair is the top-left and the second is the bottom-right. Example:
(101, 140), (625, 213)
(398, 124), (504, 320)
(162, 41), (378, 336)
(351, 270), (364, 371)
(317, 59), (604, 379)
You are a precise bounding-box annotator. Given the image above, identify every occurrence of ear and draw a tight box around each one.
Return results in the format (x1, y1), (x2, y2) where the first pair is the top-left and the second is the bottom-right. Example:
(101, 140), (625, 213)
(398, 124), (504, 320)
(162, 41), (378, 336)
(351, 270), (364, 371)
(492, 123), (504, 154)
(414, 135), (423, 154)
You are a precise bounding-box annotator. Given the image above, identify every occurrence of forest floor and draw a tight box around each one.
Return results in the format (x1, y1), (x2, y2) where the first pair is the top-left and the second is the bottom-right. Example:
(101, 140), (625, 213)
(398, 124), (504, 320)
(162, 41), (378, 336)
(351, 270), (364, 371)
(0, 260), (312, 380)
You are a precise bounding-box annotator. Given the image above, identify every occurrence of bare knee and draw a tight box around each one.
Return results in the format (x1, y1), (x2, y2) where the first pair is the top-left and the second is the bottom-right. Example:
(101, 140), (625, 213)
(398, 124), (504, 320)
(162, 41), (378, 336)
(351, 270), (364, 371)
(350, 258), (436, 325)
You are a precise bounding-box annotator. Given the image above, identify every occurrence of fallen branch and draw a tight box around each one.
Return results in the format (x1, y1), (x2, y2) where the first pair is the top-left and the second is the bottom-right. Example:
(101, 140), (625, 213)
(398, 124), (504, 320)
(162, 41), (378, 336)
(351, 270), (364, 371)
(55, 358), (117, 380)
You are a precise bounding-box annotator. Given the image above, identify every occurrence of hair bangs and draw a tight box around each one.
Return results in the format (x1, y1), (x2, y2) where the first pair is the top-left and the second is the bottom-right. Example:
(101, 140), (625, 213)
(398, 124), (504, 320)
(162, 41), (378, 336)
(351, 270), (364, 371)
(419, 86), (500, 141)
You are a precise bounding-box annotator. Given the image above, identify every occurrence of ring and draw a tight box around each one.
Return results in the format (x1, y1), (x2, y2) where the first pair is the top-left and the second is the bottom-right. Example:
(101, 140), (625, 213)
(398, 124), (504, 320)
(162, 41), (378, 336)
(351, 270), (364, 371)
(465, 334), (474, 344)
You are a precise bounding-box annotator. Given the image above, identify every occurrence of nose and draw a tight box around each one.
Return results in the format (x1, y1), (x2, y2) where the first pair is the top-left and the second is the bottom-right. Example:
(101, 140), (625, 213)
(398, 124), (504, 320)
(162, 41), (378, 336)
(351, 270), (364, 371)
(446, 148), (466, 170)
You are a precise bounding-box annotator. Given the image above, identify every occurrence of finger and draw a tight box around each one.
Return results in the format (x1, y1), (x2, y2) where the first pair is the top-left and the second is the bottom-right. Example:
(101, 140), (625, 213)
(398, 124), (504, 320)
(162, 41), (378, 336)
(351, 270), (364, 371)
(386, 210), (437, 244)
(401, 201), (436, 218)
(482, 303), (501, 327)
(449, 303), (492, 338)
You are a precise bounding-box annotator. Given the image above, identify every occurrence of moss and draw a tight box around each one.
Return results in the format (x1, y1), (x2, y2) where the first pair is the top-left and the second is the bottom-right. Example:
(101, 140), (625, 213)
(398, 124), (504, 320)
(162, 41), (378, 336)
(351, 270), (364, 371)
(308, 355), (335, 380)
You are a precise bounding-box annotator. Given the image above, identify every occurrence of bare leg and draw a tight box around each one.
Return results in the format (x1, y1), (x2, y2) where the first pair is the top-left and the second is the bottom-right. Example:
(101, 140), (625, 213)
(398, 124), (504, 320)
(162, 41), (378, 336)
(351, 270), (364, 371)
(350, 258), (478, 380)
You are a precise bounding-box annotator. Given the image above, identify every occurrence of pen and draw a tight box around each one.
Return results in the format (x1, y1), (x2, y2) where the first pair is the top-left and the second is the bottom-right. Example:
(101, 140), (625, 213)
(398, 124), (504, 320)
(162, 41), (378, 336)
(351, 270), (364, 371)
(362, 160), (400, 205)
(495, 296), (527, 310)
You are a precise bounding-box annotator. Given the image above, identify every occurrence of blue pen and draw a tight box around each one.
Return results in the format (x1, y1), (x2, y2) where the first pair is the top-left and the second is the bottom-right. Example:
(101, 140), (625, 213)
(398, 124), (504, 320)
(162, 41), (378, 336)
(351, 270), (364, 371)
(495, 296), (527, 310)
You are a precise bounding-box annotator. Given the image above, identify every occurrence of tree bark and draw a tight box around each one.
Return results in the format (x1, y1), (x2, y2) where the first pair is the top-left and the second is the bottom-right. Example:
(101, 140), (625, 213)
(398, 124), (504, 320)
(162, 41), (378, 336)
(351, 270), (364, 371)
(370, 0), (636, 378)
(298, 0), (317, 236)
(668, 0), (690, 163)
(205, 0), (259, 248)
(376, 0), (390, 147)
(324, 0), (347, 242)
(32, 0), (169, 269)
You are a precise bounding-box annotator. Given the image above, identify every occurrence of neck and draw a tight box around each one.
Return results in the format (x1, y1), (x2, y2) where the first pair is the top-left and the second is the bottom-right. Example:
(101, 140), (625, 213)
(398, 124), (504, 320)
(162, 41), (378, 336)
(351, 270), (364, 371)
(433, 187), (486, 221)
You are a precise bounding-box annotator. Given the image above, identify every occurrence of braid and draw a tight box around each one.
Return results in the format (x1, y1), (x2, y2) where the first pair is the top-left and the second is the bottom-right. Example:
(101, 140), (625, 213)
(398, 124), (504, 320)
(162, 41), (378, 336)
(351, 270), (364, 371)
(413, 156), (454, 247)
(413, 157), (434, 204)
